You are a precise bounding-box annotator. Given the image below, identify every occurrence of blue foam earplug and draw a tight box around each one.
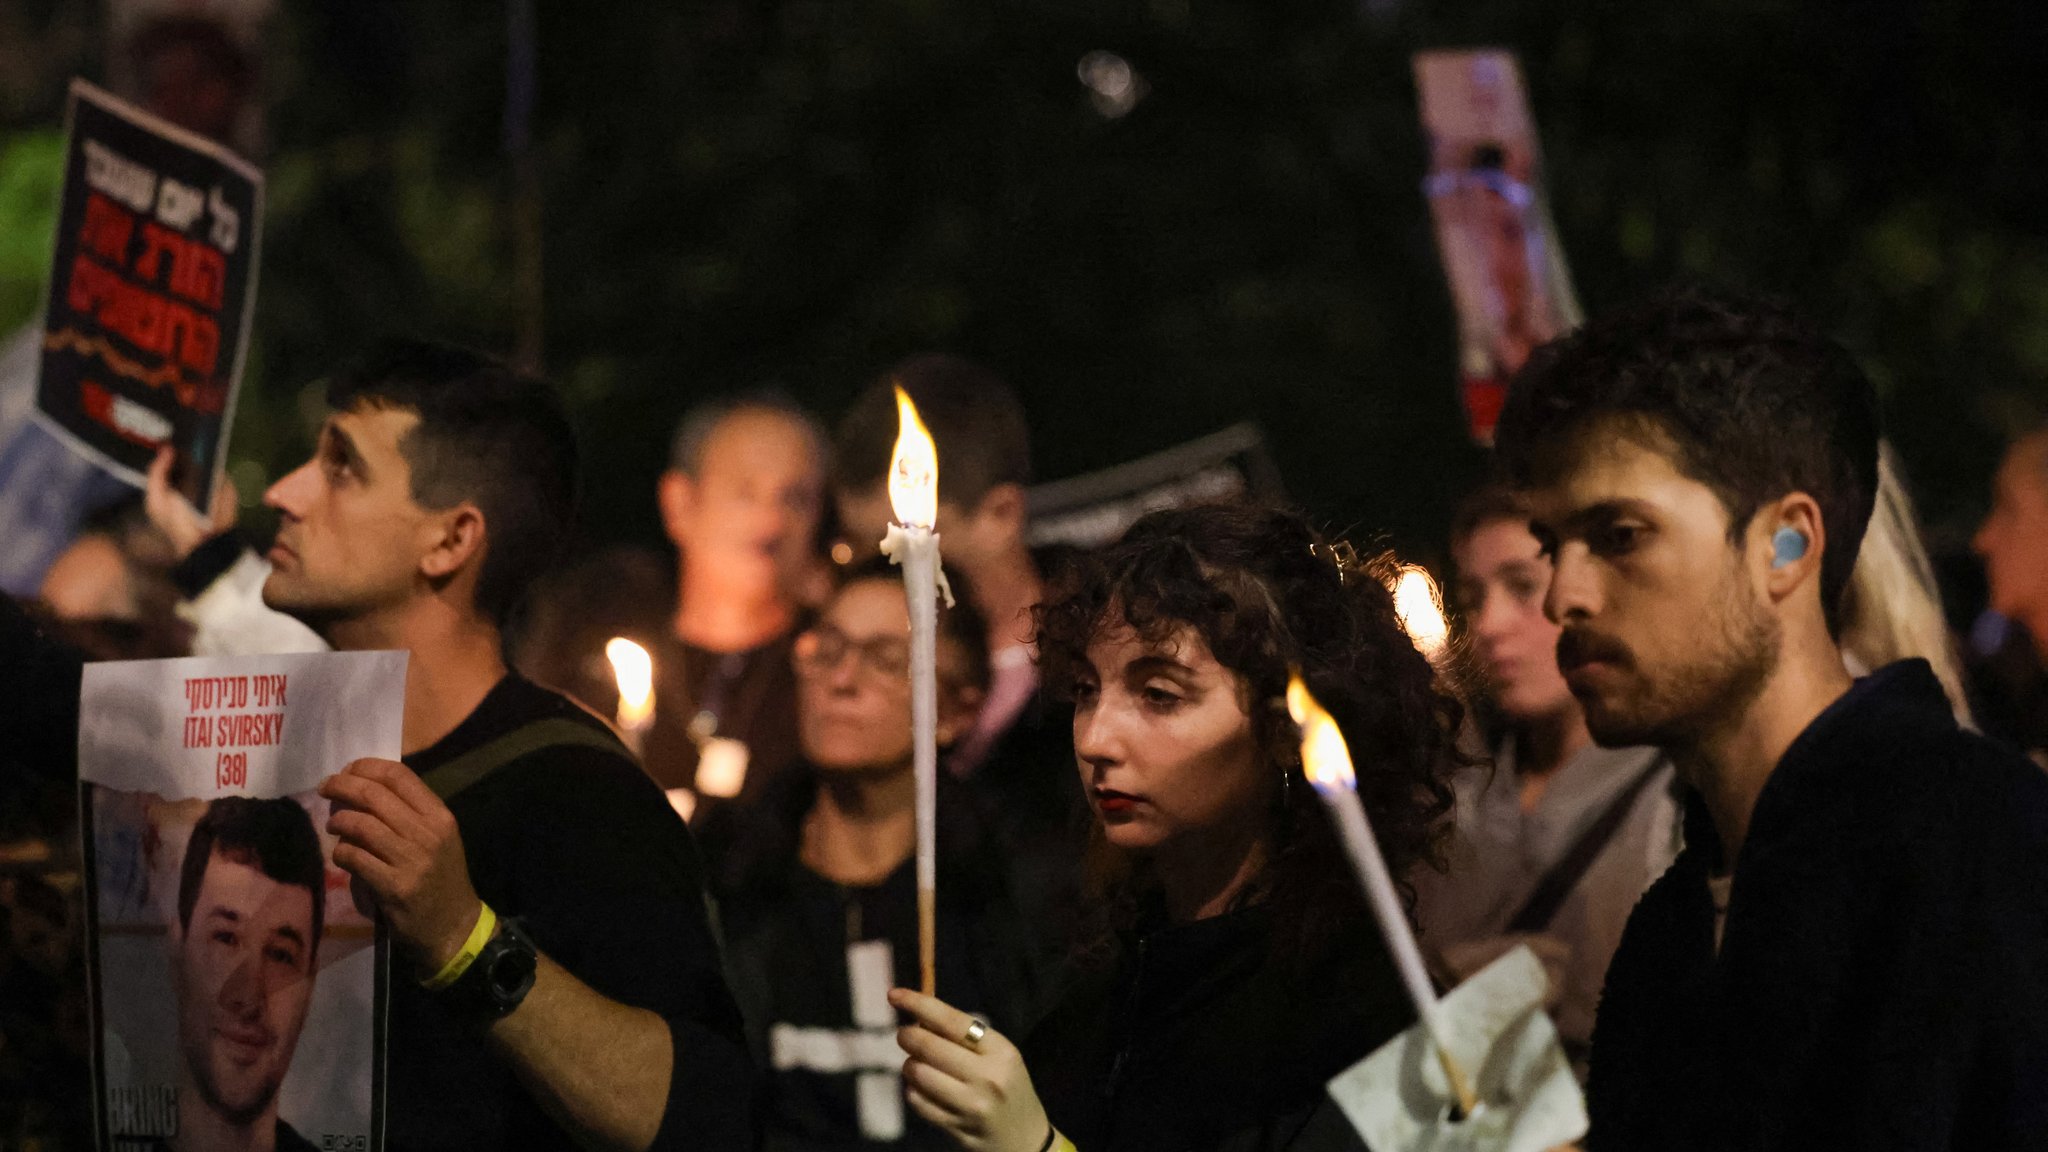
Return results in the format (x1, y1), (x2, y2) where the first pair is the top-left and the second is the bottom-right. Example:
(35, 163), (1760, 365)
(1772, 527), (1808, 569)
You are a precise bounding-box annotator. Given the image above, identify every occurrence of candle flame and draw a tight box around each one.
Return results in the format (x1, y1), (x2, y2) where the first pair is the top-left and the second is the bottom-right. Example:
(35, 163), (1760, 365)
(887, 385), (939, 530)
(605, 637), (655, 730)
(1287, 672), (1356, 794)
(1391, 565), (1450, 660)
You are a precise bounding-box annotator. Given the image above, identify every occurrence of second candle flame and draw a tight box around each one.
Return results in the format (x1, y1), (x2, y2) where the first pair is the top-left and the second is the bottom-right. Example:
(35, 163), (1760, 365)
(1287, 672), (1356, 794)
(605, 637), (655, 731)
(887, 385), (939, 530)
(1391, 565), (1450, 661)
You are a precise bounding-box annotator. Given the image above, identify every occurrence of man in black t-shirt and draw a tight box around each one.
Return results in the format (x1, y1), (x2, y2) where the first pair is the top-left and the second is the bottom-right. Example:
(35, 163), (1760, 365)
(0, 345), (755, 1149)
(252, 342), (753, 1151)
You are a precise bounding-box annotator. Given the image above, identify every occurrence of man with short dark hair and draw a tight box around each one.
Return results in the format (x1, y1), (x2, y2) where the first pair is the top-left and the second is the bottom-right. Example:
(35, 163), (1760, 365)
(5, 343), (754, 1147)
(833, 355), (1083, 1010)
(262, 340), (752, 1151)
(169, 797), (325, 1152)
(1495, 290), (2048, 1151)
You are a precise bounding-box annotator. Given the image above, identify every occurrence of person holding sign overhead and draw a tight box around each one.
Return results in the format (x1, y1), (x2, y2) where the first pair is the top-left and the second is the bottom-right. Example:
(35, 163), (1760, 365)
(892, 504), (1465, 1152)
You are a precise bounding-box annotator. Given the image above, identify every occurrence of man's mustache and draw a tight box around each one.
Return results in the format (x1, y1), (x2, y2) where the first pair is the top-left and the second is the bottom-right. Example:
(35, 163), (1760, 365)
(1556, 628), (1633, 673)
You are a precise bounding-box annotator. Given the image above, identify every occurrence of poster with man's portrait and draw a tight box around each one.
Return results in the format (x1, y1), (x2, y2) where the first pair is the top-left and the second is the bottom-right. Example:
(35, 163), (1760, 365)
(79, 650), (406, 1152)
(1414, 50), (1584, 446)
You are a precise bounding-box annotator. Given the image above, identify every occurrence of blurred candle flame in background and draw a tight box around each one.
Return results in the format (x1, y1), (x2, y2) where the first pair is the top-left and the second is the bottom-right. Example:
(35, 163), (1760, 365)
(605, 637), (654, 733)
(1391, 565), (1449, 660)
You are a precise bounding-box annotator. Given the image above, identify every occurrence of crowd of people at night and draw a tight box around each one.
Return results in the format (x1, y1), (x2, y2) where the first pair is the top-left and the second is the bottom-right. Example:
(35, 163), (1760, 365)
(3, 286), (2048, 1152)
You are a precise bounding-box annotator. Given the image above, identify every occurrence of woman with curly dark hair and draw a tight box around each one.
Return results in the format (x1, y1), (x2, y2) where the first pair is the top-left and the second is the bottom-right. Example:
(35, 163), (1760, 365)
(889, 503), (1464, 1152)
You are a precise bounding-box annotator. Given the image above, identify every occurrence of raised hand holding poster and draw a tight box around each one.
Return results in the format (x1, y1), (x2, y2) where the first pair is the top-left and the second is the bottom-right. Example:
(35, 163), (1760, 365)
(79, 650), (404, 1152)
(34, 79), (262, 509)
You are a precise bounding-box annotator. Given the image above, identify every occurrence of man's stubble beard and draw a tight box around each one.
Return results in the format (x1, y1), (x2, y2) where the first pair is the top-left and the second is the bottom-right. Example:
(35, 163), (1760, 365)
(261, 573), (331, 630)
(262, 569), (393, 643)
(1582, 575), (1782, 754)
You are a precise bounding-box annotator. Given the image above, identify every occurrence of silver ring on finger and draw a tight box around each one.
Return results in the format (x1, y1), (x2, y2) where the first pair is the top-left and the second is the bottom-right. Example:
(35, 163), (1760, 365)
(963, 1018), (988, 1048)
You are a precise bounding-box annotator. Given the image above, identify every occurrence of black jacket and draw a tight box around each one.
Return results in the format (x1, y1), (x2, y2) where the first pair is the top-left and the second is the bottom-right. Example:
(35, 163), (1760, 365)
(1025, 902), (1411, 1152)
(957, 690), (1088, 1019)
(1589, 660), (2048, 1151)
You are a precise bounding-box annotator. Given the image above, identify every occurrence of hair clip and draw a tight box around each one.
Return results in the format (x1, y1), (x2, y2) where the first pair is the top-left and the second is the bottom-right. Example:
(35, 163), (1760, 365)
(1311, 540), (1363, 585)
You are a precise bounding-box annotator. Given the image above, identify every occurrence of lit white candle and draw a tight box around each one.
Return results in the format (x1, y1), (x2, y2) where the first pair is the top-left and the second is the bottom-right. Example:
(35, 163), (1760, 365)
(1289, 672), (1477, 1116)
(877, 386), (953, 996)
(605, 637), (656, 759)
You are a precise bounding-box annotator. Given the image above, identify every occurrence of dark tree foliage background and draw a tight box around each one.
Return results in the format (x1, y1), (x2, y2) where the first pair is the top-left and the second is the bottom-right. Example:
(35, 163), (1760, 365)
(3, 0), (2046, 567)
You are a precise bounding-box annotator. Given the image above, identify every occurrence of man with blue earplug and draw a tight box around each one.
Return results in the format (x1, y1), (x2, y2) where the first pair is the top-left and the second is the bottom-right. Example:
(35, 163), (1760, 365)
(1495, 289), (2048, 1152)
(1771, 525), (1807, 569)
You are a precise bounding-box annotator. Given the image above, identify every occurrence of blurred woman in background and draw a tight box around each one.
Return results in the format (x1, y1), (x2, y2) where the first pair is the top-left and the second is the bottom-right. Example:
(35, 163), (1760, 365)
(1839, 443), (1974, 724)
(1421, 485), (1680, 1077)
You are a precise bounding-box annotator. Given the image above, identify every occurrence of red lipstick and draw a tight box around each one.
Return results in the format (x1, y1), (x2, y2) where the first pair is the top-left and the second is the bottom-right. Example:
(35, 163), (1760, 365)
(1093, 788), (1141, 815)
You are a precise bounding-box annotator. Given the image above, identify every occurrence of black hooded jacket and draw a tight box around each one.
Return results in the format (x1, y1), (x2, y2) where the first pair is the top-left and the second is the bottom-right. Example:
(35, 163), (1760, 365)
(1589, 660), (2048, 1151)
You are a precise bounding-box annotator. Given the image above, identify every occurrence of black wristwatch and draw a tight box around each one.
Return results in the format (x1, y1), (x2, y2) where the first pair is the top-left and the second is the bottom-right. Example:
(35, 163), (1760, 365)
(442, 915), (538, 1020)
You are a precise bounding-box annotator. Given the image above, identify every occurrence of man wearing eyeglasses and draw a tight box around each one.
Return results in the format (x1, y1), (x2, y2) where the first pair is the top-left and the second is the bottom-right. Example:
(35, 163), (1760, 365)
(693, 557), (1038, 1151)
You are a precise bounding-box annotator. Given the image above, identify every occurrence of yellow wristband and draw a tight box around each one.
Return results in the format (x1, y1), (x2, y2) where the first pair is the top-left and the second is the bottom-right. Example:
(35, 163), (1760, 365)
(421, 902), (497, 991)
(1036, 1127), (1077, 1152)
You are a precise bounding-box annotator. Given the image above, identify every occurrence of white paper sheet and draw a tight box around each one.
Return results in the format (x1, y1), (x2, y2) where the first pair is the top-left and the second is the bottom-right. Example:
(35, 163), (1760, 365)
(1327, 944), (1587, 1152)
